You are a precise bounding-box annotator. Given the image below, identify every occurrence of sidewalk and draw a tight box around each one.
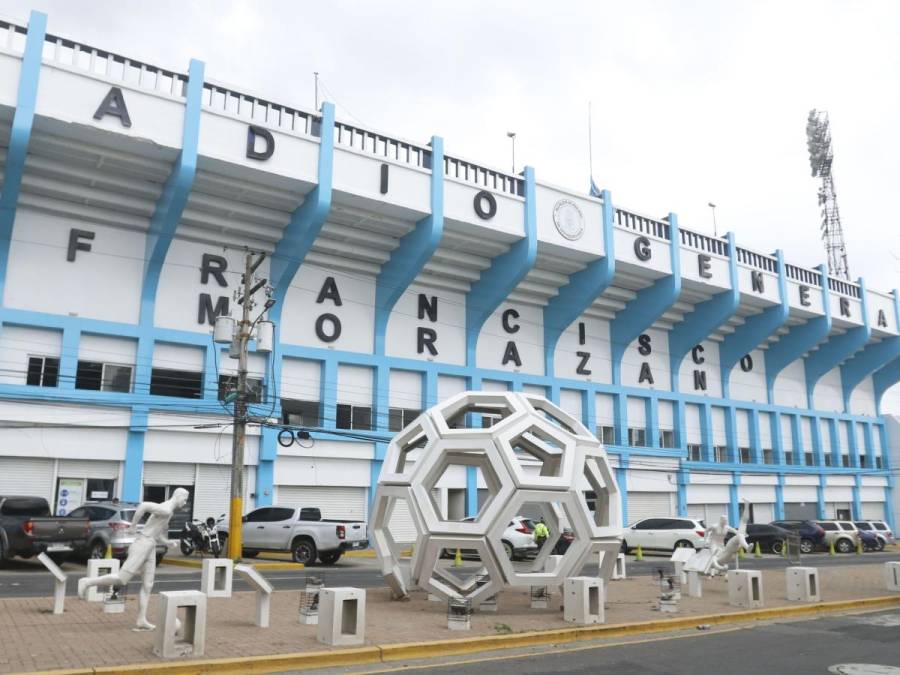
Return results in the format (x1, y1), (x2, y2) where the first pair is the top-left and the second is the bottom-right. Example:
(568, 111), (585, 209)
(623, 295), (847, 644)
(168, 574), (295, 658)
(1, 563), (897, 674)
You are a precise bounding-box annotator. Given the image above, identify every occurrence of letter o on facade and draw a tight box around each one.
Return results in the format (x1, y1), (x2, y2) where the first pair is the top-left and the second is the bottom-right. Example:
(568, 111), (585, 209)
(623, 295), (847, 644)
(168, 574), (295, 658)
(315, 313), (342, 343)
(634, 236), (652, 261)
(740, 354), (753, 372)
(473, 190), (497, 220)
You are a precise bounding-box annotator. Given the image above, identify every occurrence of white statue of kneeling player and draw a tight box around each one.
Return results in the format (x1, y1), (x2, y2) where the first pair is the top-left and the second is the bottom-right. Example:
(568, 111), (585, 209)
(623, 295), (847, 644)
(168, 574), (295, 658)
(78, 488), (189, 630)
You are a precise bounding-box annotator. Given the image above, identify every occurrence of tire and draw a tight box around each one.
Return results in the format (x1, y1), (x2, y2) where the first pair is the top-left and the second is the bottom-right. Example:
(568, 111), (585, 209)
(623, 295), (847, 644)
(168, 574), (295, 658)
(89, 540), (107, 560)
(836, 538), (853, 554)
(291, 538), (317, 565)
(876, 538), (885, 552)
(319, 551), (342, 565)
(155, 552), (165, 565)
(771, 540), (784, 555)
(799, 538), (815, 555)
(502, 540), (514, 561)
(620, 540), (628, 554)
(179, 539), (194, 556)
(673, 540), (694, 552)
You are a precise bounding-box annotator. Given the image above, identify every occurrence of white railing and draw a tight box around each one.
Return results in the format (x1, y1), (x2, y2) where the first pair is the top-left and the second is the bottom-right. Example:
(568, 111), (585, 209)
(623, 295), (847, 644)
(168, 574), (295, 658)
(204, 81), (318, 137)
(680, 227), (729, 256)
(0, 19), (26, 54)
(444, 155), (524, 196)
(334, 120), (431, 169)
(828, 276), (861, 299)
(785, 263), (822, 287)
(614, 208), (670, 240)
(735, 246), (777, 272)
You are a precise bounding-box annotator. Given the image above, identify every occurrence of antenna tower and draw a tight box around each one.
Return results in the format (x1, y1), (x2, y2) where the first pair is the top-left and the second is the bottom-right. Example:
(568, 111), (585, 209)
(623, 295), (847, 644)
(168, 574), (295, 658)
(806, 109), (850, 280)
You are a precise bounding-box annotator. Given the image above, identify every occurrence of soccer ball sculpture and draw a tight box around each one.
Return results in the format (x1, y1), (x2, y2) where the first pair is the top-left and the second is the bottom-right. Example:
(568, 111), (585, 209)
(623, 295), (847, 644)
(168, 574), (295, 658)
(370, 391), (622, 604)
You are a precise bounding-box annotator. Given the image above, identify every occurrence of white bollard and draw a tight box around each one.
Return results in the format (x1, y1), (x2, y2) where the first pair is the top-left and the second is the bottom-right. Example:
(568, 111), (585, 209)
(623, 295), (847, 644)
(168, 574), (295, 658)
(611, 553), (627, 581)
(885, 562), (900, 592)
(479, 593), (498, 612)
(317, 588), (366, 646)
(563, 577), (605, 625)
(727, 569), (763, 609)
(427, 593), (442, 602)
(686, 571), (702, 598)
(786, 566), (820, 602)
(200, 558), (233, 599)
(234, 564), (273, 628)
(544, 554), (564, 574)
(37, 553), (67, 615)
(153, 590), (207, 658)
(85, 558), (120, 603)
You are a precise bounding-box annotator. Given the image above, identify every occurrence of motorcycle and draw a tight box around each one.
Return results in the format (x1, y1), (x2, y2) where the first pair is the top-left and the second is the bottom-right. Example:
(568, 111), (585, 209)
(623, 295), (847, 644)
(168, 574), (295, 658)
(179, 513), (225, 557)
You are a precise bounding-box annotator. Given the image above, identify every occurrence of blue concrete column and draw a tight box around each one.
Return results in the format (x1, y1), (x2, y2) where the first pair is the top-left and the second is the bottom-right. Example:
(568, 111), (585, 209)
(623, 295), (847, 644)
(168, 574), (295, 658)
(873, 357), (900, 415)
(581, 388), (596, 433)
(774, 474), (785, 520)
(789, 414), (802, 466)
(645, 396), (659, 449)
(877, 423), (891, 472)
(616, 462), (629, 525)
(677, 469), (689, 516)
(747, 409), (761, 464)
(809, 415), (824, 467)
(885, 478), (896, 530)
(862, 423), (876, 470)
(423, 369), (438, 409)
(840, 288), (899, 411)
(613, 392), (628, 446)
(320, 358), (337, 429)
(826, 418), (841, 467)
(674, 399), (687, 450)
(699, 403), (713, 462)
(771, 412), (786, 466)
(852, 475), (862, 520)
(816, 475), (826, 519)
(122, 407), (148, 502)
(255, 426), (277, 507)
(58, 326), (79, 391)
(728, 475), (740, 526)
(724, 406), (738, 463)
(846, 420), (861, 469)
(465, 373), (482, 517)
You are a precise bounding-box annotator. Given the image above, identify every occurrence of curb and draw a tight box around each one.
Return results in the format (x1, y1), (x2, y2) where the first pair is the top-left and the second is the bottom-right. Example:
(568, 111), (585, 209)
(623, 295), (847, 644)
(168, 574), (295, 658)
(161, 558), (304, 572)
(25, 594), (900, 675)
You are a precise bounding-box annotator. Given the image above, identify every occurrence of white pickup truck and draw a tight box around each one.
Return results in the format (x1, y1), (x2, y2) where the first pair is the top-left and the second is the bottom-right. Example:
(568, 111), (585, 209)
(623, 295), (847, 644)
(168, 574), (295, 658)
(219, 505), (368, 565)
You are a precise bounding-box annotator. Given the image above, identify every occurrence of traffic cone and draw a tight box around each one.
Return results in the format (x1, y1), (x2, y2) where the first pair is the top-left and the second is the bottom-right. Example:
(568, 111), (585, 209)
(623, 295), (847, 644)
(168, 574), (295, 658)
(105, 543), (112, 559)
(635, 545), (644, 561)
(454, 548), (462, 567)
(781, 541), (787, 557)
(828, 539), (836, 556)
(754, 541), (762, 558)
(856, 539), (863, 555)
(738, 545), (745, 560)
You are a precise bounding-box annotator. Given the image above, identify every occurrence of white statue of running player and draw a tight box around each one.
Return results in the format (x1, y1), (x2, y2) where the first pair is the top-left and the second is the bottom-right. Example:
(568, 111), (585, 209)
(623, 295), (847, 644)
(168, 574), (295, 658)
(78, 488), (189, 630)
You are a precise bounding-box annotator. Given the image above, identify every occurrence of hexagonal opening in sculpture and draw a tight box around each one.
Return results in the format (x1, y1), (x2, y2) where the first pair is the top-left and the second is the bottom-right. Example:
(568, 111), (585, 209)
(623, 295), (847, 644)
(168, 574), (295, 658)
(523, 394), (591, 437)
(370, 485), (429, 592)
(493, 415), (578, 487)
(380, 417), (433, 483)
(433, 392), (527, 434)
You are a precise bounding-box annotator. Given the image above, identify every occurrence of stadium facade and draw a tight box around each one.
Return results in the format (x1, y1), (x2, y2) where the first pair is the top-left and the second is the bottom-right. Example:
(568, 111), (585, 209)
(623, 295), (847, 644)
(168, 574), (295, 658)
(0, 11), (896, 533)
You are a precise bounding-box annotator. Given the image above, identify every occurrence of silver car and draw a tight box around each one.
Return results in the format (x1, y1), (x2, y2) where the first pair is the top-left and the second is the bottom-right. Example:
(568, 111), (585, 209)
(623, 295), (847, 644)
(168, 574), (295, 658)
(66, 502), (166, 563)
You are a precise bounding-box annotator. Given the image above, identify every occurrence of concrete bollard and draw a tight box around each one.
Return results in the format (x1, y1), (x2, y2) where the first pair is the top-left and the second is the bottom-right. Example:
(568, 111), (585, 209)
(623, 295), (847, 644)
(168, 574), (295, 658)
(37, 553), (67, 615)
(85, 558), (120, 603)
(200, 558), (233, 599)
(153, 591), (207, 658)
(786, 566), (820, 602)
(317, 588), (366, 646)
(479, 593), (498, 612)
(727, 569), (763, 608)
(563, 577), (605, 625)
(427, 593), (442, 602)
(611, 553), (627, 581)
(235, 564), (273, 628)
(885, 562), (900, 592)
(686, 571), (702, 598)
(543, 554), (564, 574)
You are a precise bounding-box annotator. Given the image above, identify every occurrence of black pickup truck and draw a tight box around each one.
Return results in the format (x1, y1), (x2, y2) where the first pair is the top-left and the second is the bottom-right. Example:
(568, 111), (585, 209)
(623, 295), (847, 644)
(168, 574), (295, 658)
(0, 495), (90, 564)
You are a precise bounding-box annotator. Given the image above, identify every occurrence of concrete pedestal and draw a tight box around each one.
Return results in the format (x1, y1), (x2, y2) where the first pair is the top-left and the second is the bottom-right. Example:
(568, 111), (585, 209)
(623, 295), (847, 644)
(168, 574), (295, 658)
(235, 564), (273, 628)
(563, 577), (605, 625)
(786, 566), (820, 602)
(611, 553), (626, 580)
(427, 593), (442, 602)
(200, 558), (233, 599)
(686, 571), (702, 598)
(317, 588), (366, 646)
(885, 562), (900, 592)
(479, 594), (498, 612)
(37, 553), (66, 615)
(153, 591), (207, 658)
(530, 586), (550, 609)
(85, 558), (120, 603)
(544, 555), (564, 574)
(300, 578), (323, 625)
(727, 569), (763, 608)
(660, 598), (678, 613)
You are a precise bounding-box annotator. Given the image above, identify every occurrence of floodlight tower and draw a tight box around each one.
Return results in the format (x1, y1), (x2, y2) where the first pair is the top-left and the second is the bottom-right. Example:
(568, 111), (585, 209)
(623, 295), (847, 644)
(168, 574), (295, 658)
(806, 109), (850, 280)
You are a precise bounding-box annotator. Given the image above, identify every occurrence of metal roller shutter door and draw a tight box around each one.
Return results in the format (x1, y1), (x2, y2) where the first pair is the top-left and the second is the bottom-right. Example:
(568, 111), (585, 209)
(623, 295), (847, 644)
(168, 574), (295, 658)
(784, 502), (817, 520)
(57, 459), (119, 479)
(277, 486), (367, 521)
(143, 462), (196, 485)
(861, 502), (884, 519)
(0, 457), (54, 501)
(627, 492), (673, 524)
(751, 503), (774, 524)
(194, 464), (232, 522)
(687, 503), (729, 525)
(387, 499), (418, 543)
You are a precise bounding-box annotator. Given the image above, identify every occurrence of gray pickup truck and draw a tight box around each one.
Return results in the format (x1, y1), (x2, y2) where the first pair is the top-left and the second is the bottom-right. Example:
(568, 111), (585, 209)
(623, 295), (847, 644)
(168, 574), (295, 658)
(219, 506), (368, 565)
(0, 495), (90, 564)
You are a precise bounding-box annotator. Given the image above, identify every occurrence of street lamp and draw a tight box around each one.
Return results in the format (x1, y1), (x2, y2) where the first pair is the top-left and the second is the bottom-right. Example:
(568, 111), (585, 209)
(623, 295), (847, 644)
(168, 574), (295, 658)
(507, 131), (516, 174)
(708, 202), (718, 238)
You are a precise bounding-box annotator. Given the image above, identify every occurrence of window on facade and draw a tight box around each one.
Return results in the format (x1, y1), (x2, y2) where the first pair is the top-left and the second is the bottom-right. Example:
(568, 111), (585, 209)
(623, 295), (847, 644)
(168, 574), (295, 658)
(859, 455), (867, 468)
(739, 447), (751, 464)
(149, 368), (203, 398)
(217, 375), (264, 403)
(75, 361), (133, 393)
(763, 448), (774, 464)
(804, 451), (815, 466)
(628, 428), (646, 447)
(481, 413), (502, 429)
(841, 454), (850, 467)
(389, 408), (421, 432)
(875, 456), (883, 469)
(824, 453), (833, 467)
(712, 445), (726, 463)
(336, 403), (372, 430)
(26, 356), (60, 387)
(596, 426), (615, 445)
(658, 429), (675, 448)
(281, 399), (321, 427)
(687, 444), (702, 462)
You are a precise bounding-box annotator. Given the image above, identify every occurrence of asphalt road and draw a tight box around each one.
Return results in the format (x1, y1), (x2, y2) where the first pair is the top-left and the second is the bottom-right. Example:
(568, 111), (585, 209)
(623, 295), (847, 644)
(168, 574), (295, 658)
(332, 610), (900, 675)
(0, 550), (898, 599)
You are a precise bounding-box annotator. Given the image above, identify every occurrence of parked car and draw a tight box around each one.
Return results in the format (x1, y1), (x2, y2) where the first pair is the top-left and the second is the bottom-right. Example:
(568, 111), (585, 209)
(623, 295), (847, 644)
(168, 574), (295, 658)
(770, 519), (827, 554)
(816, 520), (860, 553)
(854, 521), (889, 550)
(846, 523), (879, 551)
(621, 518), (706, 553)
(218, 506), (368, 565)
(0, 495), (90, 564)
(869, 520), (895, 545)
(442, 516), (539, 561)
(66, 502), (167, 563)
(726, 523), (790, 554)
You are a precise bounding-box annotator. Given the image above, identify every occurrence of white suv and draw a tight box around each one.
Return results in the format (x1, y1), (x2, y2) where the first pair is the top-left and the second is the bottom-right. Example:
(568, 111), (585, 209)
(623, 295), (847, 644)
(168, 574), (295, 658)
(622, 517), (706, 553)
(447, 515), (539, 561)
(855, 520), (892, 550)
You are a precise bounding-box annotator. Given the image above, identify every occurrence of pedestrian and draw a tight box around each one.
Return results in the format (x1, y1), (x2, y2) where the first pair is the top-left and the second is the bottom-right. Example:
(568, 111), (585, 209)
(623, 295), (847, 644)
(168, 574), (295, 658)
(533, 517), (550, 549)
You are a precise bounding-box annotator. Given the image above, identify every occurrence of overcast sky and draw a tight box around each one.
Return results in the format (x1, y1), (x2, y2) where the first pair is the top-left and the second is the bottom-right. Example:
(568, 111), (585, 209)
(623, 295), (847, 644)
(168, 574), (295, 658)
(5, 0), (900, 410)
